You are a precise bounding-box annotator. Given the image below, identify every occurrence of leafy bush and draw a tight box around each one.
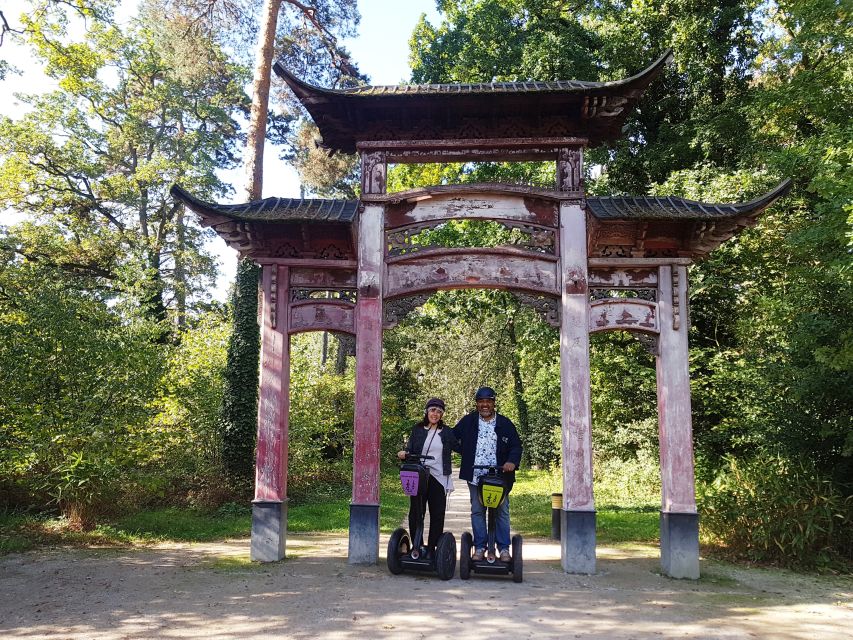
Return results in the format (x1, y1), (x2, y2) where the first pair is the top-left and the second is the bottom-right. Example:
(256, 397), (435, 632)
(594, 450), (661, 510)
(700, 454), (853, 569)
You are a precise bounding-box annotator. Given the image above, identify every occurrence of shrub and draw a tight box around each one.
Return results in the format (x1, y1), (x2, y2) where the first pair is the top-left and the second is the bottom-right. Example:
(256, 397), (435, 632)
(700, 453), (853, 569)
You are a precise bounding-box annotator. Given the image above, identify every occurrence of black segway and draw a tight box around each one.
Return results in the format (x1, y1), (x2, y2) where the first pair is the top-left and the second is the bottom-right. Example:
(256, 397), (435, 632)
(387, 453), (457, 580)
(459, 464), (523, 582)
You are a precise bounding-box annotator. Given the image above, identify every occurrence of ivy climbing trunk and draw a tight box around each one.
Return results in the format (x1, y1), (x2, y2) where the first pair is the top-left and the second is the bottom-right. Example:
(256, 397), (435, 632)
(220, 0), (282, 488)
(221, 258), (261, 485)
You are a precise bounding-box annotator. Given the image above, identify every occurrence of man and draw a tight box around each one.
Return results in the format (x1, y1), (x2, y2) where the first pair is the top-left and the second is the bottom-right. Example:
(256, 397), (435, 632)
(452, 386), (523, 562)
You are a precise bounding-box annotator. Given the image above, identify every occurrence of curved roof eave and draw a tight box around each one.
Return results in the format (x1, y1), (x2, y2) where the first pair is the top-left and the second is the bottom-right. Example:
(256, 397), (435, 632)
(587, 179), (792, 221)
(273, 49), (673, 101)
(170, 184), (359, 224)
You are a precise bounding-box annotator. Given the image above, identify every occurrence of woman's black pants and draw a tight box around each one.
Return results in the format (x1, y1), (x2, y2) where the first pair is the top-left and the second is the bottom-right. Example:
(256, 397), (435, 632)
(408, 475), (447, 550)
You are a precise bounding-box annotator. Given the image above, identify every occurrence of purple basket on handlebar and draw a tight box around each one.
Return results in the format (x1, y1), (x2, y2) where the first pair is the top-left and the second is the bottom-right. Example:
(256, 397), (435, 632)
(400, 462), (429, 497)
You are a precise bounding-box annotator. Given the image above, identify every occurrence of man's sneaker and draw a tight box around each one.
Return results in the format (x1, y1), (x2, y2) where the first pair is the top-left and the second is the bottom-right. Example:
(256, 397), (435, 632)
(499, 548), (511, 562)
(472, 548), (485, 561)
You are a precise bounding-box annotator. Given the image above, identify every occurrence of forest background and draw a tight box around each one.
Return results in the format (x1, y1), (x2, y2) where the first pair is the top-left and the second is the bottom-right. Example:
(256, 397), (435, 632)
(0, 0), (850, 571)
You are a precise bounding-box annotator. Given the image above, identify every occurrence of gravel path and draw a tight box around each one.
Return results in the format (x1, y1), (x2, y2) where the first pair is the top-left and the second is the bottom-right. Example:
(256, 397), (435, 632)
(1, 492), (850, 639)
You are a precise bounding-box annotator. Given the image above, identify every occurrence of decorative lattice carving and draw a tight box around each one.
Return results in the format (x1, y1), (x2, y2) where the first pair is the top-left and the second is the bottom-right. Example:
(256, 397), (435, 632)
(599, 245), (633, 258)
(317, 243), (348, 260)
(291, 289), (357, 304)
(270, 242), (300, 258)
(557, 147), (583, 192)
(633, 332), (659, 356)
(590, 288), (657, 302)
(269, 267), (278, 329)
(361, 151), (386, 195)
(387, 221), (556, 257)
(672, 268), (681, 330)
(512, 292), (560, 327)
(383, 294), (431, 328)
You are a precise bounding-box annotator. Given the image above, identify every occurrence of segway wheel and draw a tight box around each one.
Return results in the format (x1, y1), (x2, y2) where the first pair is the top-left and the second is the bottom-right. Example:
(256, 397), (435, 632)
(459, 531), (472, 580)
(387, 528), (410, 575)
(435, 532), (457, 581)
(511, 534), (523, 583)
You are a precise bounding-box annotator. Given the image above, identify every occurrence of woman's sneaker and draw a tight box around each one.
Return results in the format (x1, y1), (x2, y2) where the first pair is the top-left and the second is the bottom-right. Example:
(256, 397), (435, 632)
(499, 548), (511, 562)
(472, 548), (485, 561)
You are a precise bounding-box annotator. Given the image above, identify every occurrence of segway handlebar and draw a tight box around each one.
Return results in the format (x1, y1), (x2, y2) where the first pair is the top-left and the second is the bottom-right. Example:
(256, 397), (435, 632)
(403, 453), (434, 461)
(473, 464), (502, 473)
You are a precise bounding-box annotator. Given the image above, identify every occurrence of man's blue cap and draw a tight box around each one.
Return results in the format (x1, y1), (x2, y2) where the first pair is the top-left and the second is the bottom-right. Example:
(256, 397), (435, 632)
(475, 386), (496, 401)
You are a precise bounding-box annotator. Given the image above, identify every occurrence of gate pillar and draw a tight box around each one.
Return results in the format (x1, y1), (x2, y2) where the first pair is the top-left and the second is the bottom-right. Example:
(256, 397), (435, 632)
(656, 264), (699, 578)
(251, 264), (290, 562)
(349, 152), (386, 564)
(558, 201), (596, 574)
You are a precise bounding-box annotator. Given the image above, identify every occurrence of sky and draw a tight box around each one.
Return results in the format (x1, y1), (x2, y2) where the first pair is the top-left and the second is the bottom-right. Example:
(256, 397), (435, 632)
(0, 0), (444, 300)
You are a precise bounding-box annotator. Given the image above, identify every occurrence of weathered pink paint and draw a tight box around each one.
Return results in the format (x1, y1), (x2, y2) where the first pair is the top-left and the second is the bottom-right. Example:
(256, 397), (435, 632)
(589, 299), (659, 334)
(289, 302), (355, 335)
(385, 251), (559, 298)
(352, 204), (384, 505)
(656, 265), (697, 513)
(254, 265), (290, 503)
(559, 203), (594, 511)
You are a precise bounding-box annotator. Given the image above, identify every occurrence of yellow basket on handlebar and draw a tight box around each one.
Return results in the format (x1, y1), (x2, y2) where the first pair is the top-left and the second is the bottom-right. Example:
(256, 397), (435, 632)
(478, 474), (507, 508)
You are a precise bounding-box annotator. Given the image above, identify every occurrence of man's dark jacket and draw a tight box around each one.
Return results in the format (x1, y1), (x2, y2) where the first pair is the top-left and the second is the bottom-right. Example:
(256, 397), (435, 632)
(451, 412), (523, 483)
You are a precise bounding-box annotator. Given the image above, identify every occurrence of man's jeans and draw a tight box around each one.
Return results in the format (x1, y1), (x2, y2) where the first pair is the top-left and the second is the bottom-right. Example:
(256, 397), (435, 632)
(468, 481), (511, 552)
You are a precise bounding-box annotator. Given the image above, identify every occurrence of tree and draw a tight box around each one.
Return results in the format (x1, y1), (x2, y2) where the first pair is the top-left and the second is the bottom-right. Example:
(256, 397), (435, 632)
(0, 237), (163, 528)
(211, 0), (361, 484)
(406, 1), (851, 492)
(0, 2), (248, 328)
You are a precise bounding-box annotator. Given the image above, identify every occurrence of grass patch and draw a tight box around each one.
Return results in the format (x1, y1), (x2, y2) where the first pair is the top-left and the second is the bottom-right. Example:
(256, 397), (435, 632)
(510, 469), (659, 544)
(2, 468), (663, 554)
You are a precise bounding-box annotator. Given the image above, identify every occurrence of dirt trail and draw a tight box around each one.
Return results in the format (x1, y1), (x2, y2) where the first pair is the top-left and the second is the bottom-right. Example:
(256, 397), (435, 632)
(1, 491), (850, 639)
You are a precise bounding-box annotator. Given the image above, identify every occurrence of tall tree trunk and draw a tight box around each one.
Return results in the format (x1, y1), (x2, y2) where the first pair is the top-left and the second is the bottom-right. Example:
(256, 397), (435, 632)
(220, 0), (282, 485)
(245, 0), (284, 202)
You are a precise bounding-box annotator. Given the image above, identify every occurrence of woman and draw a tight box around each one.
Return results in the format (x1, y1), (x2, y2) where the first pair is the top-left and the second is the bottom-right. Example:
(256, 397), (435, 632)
(397, 397), (457, 559)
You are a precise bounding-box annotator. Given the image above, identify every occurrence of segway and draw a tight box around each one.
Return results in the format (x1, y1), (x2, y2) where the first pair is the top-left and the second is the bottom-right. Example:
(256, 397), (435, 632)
(387, 453), (457, 580)
(459, 464), (523, 582)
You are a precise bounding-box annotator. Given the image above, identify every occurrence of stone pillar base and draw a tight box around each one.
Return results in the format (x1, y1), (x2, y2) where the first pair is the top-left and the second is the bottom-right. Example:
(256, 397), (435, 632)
(561, 509), (596, 574)
(251, 500), (287, 562)
(348, 503), (379, 564)
(660, 511), (699, 579)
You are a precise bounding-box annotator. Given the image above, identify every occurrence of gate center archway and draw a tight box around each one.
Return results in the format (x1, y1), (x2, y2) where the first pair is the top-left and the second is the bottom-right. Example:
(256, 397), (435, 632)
(172, 49), (789, 579)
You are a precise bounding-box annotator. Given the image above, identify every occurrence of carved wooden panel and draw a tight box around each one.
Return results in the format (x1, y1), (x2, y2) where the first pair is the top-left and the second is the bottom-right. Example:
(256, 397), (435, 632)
(511, 292), (560, 327)
(289, 268), (357, 288)
(249, 223), (355, 261)
(589, 299), (659, 334)
(386, 252), (559, 298)
(590, 288), (657, 302)
(360, 151), (387, 195)
(289, 301), (355, 335)
(386, 220), (556, 258)
(588, 268), (658, 288)
(557, 147), (583, 192)
(385, 193), (559, 228)
(383, 294), (431, 329)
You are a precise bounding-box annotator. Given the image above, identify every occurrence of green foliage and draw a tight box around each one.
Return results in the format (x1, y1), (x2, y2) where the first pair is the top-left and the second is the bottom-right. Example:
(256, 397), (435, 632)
(0, 4), (248, 325)
(700, 454), (853, 569)
(220, 259), (260, 486)
(145, 309), (231, 506)
(0, 258), (164, 528)
(507, 470), (660, 543)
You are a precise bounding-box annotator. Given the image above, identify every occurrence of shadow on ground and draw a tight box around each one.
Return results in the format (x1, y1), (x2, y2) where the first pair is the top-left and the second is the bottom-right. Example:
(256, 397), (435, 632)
(1, 533), (850, 639)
